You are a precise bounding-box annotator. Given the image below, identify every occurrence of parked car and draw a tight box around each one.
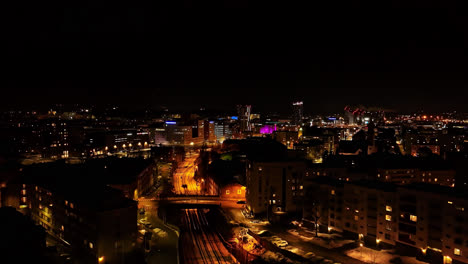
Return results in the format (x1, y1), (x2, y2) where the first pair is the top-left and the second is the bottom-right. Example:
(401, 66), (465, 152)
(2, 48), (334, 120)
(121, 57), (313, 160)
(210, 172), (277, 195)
(275, 240), (288, 247)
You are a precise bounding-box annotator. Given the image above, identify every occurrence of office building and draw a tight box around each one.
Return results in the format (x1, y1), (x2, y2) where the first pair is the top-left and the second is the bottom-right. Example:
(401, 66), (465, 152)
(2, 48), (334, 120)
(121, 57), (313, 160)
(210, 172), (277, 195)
(292, 101), (303, 125)
(237, 105), (252, 132)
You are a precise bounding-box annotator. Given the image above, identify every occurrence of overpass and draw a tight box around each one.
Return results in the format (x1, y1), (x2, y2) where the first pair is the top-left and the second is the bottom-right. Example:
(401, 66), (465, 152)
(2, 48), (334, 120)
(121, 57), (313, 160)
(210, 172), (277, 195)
(138, 195), (244, 208)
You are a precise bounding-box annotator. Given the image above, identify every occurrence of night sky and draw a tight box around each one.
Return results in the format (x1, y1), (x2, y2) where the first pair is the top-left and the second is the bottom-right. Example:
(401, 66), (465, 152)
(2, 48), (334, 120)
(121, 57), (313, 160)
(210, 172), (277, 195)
(4, 2), (468, 113)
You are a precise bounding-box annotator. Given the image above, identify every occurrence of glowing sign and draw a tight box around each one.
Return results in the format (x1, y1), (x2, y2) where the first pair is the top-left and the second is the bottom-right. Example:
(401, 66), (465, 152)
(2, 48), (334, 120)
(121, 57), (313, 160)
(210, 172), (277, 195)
(165, 121), (176, 125)
(231, 116), (238, 120)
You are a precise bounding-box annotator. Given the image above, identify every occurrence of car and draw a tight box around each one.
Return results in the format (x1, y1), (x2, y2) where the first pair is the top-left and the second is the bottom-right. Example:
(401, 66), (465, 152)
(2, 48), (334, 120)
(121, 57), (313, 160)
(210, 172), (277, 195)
(275, 240), (288, 247)
(236, 200), (246, 204)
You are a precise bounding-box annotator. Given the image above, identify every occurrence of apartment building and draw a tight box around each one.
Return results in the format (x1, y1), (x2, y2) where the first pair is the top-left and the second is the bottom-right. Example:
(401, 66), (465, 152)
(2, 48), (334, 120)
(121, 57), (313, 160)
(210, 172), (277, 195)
(246, 160), (306, 219)
(27, 183), (137, 264)
(303, 178), (468, 264)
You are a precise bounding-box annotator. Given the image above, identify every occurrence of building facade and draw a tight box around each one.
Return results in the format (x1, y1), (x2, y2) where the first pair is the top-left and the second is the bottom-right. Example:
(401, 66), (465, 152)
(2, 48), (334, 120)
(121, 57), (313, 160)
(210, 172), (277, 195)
(303, 179), (468, 264)
(246, 160), (306, 217)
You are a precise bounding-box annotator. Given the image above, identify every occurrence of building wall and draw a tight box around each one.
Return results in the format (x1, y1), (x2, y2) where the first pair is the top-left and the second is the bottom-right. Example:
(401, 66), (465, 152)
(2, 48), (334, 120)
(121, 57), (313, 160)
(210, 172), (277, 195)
(27, 184), (137, 264)
(97, 206), (137, 264)
(219, 183), (246, 200)
(246, 161), (306, 215)
(302, 180), (468, 263)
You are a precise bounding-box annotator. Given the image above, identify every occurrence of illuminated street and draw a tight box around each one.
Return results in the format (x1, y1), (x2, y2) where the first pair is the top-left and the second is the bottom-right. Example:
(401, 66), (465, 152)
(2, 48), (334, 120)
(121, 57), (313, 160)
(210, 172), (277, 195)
(173, 152), (202, 195)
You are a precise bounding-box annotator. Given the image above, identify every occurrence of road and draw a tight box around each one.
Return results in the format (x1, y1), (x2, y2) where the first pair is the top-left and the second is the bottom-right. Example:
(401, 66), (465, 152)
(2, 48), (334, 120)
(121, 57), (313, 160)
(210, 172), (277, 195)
(138, 200), (179, 264)
(181, 209), (237, 264)
(174, 153), (202, 195)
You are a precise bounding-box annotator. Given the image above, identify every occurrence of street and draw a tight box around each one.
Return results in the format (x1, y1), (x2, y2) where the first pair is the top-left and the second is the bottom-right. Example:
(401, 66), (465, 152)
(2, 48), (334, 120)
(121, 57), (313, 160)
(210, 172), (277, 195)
(173, 152), (202, 195)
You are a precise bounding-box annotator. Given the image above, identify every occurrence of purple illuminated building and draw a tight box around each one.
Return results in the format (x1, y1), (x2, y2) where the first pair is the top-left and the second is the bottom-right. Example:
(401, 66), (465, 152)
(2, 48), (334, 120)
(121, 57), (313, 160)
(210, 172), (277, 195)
(259, 124), (277, 134)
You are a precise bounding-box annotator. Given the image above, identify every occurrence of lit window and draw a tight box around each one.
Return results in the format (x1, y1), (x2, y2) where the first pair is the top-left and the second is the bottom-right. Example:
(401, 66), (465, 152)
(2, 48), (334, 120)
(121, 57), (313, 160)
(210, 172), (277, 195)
(61, 225), (64, 231)
(448, 201), (453, 204)
(385, 215), (392, 221)
(331, 190), (335, 195)
(386, 205), (392, 212)
(454, 248), (461, 256)
(292, 186), (296, 190)
(89, 242), (93, 249)
(299, 185), (303, 190)
(70, 203), (74, 209)
(237, 189), (242, 195)
(21, 189), (26, 195)
(272, 193), (276, 197)
(354, 215), (359, 221)
(434, 178), (438, 182)
(226, 190), (230, 195)
(65, 200), (68, 206)
(410, 215), (417, 222)
(21, 197), (27, 203)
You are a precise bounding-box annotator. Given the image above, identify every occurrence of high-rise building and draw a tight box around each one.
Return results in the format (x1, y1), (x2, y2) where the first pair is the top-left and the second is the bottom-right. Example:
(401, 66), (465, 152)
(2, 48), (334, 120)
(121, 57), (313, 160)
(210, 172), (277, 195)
(292, 101), (303, 125)
(237, 105), (252, 132)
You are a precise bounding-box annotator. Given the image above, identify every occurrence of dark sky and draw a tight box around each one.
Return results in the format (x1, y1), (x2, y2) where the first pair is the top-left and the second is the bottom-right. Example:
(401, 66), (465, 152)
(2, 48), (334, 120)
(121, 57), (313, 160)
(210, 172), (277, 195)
(3, 2), (468, 113)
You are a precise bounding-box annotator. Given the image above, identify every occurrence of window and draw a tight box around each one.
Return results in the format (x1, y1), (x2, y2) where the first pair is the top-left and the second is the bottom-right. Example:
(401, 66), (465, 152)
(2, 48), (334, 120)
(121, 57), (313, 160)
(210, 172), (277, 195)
(331, 190), (335, 195)
(386, 215), (392, 221)
(89, 242), (93, 249)
(354, 215), (359, 221)
(70, 203), (74, 209)
(454, 248), (461, 256)
(237, 189), (242, 195)
(226, 190), (230, 195)
(410, 215), (417, 222)
(386, 205), (392, 212)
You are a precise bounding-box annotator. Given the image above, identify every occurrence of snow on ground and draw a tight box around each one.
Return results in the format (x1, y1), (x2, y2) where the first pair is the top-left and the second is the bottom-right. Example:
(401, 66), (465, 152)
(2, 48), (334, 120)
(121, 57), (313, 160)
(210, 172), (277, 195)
(346, 247), (429, 264)
(287, 228), (354, 249)
(260, 250), (302, 264)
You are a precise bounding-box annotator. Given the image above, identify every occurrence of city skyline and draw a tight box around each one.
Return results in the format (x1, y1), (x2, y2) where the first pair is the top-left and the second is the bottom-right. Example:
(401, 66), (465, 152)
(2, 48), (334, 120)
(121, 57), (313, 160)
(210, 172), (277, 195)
(2, 3), (468, 264)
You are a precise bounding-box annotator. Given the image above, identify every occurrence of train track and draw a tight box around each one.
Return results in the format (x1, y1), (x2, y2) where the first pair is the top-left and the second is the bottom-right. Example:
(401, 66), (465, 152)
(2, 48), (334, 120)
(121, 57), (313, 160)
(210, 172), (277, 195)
(181, 209), (236, 264)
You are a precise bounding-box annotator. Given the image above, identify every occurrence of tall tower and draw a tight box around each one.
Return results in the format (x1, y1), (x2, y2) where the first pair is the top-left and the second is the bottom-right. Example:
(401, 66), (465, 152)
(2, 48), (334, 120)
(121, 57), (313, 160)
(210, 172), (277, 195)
(292, 101), (303, 125)
(237, 105), (252, 132)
